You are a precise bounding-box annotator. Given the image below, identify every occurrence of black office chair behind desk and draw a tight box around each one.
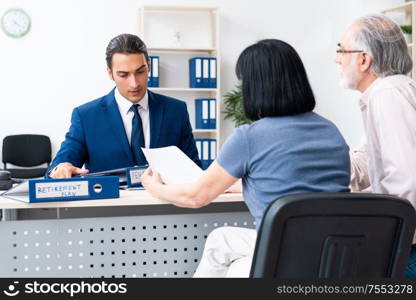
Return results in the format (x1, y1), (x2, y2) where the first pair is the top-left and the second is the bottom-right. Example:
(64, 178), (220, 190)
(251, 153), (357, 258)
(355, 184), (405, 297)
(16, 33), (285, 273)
(250, 193), (416, 278)
(2, 134), (52, 179)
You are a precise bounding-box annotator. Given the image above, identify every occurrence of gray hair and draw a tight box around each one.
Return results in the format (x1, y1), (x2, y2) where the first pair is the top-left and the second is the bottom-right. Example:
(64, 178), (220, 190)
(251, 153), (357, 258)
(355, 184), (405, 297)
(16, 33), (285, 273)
(351, 14), (412, 77)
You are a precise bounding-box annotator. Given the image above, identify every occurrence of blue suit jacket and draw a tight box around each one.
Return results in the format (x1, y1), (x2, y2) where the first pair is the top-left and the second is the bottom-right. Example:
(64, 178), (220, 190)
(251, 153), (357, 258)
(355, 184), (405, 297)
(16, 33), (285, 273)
(47, 89), (201, 174)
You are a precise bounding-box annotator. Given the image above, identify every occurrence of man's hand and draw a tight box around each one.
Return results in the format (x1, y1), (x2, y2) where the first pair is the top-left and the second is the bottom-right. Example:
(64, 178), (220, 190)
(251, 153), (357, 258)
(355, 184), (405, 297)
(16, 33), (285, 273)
(50, 162), (89, 179)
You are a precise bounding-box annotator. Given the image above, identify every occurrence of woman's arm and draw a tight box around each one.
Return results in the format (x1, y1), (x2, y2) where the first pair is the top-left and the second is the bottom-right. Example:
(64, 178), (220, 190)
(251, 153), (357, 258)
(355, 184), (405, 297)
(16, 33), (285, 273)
(141, 161), (239, 208)
(225, 179), (243, 193)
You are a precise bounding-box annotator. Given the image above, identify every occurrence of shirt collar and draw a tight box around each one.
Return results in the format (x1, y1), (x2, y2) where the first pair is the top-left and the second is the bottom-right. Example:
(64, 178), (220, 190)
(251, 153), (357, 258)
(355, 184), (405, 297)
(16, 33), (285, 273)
(359, 77), (382, 111)
(114, 88), (149, 115)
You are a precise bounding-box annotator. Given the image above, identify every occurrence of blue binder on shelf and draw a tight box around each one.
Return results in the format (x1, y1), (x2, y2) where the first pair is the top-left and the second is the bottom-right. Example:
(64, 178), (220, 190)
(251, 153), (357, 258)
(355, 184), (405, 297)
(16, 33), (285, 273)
(125, 166), (147, 189)
(195, 138), (217, 170)
(202, 57), (210, 88)
(209, 57), (217, 88)
(148, 56), (159, 87)
(202, 139), (210, 170)
(189, 57), (217, 88)
(189, 57), (203, 88)
(195, 139), (202, 163)
(1, 176), (120, 203)
(195, 98), (210, 129)
(208, 98), (216, 129)
(209, 139), (217, 163)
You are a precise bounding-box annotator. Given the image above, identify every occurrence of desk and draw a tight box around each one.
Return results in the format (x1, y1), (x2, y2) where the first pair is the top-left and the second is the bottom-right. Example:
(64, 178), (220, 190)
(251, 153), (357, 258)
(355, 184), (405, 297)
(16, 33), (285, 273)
(0, 190), (254, 278)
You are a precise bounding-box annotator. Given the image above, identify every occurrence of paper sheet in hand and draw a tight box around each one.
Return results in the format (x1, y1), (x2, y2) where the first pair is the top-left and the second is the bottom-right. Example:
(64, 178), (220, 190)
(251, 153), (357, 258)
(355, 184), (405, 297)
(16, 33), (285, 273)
(141, 146), (203, 184)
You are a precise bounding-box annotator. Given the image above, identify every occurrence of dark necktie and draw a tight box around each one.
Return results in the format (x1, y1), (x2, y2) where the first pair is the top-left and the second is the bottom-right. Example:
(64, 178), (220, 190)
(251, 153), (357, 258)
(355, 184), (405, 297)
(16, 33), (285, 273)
(130, 104), (147, 166)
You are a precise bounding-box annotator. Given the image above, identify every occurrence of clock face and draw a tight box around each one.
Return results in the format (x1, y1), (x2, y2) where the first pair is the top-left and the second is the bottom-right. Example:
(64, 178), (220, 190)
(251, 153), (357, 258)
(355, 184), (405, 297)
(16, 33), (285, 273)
(1, 8), (31, 38)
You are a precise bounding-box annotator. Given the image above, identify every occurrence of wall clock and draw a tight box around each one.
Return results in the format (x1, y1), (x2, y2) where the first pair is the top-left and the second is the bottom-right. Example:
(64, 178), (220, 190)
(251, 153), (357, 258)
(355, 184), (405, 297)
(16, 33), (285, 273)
(1, 8), (31, 38)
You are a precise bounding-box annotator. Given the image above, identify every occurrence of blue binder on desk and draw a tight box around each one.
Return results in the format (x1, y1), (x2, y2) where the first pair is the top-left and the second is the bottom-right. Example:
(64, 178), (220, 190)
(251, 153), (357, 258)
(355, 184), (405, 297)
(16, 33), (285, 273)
(1, 177), (119, 203)
(125, 166), (147, 189)
(81, 166), (148, 186)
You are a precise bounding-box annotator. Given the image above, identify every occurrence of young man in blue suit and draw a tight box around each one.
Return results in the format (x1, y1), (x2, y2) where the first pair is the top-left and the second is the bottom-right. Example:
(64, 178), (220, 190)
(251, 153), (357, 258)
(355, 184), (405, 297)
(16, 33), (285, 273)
(47, 34), (201, 178)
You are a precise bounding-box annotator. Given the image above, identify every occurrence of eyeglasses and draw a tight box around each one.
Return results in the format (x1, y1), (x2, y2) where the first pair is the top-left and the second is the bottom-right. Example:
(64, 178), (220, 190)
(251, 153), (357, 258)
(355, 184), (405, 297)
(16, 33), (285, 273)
(336, 43), (363, 55)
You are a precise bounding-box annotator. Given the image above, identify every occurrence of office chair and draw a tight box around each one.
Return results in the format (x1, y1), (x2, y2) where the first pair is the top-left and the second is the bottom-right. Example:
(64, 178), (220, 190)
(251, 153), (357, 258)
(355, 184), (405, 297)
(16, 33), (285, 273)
(2, 134), (52, 179)
(250, 192), (416, 278)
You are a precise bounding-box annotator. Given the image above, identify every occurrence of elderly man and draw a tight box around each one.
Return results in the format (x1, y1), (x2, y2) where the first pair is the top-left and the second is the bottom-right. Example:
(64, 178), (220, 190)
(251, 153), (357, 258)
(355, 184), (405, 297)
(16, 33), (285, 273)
(336, 14), (416, 278)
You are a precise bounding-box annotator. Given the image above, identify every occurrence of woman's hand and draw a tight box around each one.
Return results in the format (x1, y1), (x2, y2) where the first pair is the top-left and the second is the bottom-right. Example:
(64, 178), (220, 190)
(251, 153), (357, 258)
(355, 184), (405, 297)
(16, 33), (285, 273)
(141, 168), (164, 197)
(139, 162), (238, 208)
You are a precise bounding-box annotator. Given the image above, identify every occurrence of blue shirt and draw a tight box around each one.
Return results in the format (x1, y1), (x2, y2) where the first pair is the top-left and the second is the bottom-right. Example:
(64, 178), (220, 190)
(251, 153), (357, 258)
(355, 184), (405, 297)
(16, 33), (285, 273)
(217, 112), (351, 230)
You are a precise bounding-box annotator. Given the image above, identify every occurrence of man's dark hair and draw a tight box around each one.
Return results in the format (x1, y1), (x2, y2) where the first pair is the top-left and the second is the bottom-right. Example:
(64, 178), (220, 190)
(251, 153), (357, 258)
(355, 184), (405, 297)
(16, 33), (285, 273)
(236, 39), (315, 121)
(106, 33), (149, 69)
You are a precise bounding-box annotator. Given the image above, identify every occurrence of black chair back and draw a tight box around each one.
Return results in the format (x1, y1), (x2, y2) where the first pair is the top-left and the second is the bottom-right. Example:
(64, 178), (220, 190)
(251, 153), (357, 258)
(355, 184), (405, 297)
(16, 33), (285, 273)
(2, 134), (52, 178)
(250, 193), (416, 278)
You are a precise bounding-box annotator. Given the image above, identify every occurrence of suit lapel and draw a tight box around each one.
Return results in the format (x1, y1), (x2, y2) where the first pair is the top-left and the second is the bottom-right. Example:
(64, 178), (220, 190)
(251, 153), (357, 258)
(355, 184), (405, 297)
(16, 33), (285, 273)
(148, 90), (164, 148)
(101, 89), (134, 161)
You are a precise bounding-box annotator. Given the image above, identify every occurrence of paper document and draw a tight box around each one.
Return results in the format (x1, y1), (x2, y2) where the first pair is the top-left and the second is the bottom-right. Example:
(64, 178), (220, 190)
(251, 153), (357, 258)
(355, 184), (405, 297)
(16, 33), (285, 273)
(141, 146), (203, 184)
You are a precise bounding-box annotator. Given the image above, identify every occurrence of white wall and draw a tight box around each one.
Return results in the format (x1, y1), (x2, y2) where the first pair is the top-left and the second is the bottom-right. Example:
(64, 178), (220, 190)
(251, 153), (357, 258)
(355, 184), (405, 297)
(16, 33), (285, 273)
(0, 0), (406, 161)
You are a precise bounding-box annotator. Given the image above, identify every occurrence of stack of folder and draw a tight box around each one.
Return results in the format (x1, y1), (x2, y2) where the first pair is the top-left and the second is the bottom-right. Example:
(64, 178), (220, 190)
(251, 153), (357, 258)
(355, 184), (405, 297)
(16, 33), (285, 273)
(195, 139), (217, 170)
(147, 56), (160, 87)
(195, 98), (216, 129)
(189, 57), (217, 88)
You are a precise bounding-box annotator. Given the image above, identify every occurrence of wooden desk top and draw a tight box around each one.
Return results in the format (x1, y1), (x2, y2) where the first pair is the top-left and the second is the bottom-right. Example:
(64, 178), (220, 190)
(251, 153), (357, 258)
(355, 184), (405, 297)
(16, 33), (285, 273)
(0, 190), (243, 210)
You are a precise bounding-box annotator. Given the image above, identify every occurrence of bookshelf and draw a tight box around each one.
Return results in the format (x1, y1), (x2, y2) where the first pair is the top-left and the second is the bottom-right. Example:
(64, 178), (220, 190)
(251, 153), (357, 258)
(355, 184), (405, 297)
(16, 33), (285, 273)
(139, 6), (221, 164)
(382, 1), (416, 77)
(149, 87), (218, 92)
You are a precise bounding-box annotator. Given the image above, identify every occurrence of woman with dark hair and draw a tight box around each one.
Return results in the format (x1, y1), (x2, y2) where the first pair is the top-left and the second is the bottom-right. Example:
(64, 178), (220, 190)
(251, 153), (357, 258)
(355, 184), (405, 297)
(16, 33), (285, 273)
(141, 39), (351, 277)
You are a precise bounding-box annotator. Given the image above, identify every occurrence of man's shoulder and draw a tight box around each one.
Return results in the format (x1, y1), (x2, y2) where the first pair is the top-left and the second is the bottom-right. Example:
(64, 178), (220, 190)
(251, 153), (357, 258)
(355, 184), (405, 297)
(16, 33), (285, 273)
(150, 91), (186, 109)
(368, 75), (415, 101)
(75, 90), (114, 112)
(371, 75), (413, 93)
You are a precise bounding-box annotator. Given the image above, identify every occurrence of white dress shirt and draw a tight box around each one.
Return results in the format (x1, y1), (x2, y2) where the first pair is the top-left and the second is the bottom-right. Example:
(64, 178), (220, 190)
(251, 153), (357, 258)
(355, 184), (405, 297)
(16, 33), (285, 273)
(350, 75), (416, 243)
(114, 88), (150, 148)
